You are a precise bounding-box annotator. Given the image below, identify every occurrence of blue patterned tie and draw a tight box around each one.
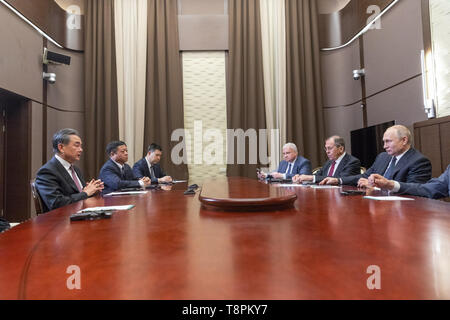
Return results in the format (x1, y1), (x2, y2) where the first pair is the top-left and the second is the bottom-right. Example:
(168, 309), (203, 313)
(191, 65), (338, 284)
(383, 157), (397, 180)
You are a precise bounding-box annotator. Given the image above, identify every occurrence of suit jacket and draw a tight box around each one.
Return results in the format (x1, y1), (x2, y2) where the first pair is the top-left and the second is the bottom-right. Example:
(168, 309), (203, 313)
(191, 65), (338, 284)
(398, 165), (449, 199)
(314, 153), (361, 183)
(277, 156), (312, 179)
(340, 148), (432, 186)
(99, 159), (141, 194)
(132, 158), (166, 184)
(35, 156), (88, 212)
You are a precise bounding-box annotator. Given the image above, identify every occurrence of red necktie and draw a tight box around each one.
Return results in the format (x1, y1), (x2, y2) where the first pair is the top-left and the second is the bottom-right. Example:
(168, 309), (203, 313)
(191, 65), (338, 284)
(328, 161), (336, 177)
(70, 166), (83, 192)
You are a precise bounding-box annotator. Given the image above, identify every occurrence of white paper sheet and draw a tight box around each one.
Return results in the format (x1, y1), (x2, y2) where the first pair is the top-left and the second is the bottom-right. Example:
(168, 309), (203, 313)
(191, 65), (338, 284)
(78, 205), (135, 213)
(364, 196), (415, 201)
(104, 191), (148, 196)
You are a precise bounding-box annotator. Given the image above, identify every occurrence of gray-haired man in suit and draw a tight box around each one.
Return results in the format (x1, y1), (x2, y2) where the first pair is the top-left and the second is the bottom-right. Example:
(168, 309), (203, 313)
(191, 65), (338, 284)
(35, 128), (104, 212)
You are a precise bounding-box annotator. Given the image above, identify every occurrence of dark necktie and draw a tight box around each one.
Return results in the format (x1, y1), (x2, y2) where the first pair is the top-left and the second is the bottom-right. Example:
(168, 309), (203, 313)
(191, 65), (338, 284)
(70, 166), (82, 192)
(328, 161), (336, 177)
(286, 163), (292, 175)
(150, 166), (156, 180)
(120, 167), (125, 179)
(383, 157), (397, 180)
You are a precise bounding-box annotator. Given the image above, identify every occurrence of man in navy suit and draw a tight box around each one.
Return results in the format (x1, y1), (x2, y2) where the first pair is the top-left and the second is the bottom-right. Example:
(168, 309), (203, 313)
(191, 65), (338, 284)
(35, 128), (104, 212)
(133, 143), (172, 184)
(99, 141), (151, 194)
(292, 136), (361, 184)
(368, 165), (450, 199)
(259, 143), (311, 180)
(321, 125), (431, 187)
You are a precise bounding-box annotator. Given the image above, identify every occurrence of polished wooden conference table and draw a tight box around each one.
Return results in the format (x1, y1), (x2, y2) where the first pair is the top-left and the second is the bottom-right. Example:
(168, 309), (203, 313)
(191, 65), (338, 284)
(1, 177), (450, 300)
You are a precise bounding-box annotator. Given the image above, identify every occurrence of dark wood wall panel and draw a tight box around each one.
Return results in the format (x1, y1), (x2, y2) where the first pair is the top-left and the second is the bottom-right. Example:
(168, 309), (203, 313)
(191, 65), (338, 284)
(4, 98), (31, 222)
(414, 115), (450, 177)
(440, 122), (450, 169)
(417, 125), (441, 177)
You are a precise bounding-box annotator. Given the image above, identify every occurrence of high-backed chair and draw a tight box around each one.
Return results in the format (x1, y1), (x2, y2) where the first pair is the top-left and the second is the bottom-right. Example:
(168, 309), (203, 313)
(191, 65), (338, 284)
(312, 167), (322, 175)
(30, 180), (44, 215)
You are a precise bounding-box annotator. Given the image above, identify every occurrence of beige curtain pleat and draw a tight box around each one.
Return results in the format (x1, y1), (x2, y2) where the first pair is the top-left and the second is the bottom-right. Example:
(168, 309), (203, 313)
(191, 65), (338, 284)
(115, 0), (147, 165)
(84, 0), (119, 179)
(285, 0), (326, 168)
(260, 0), (287, 172)
(227, 0), (267, 178)
(144, 0), (188, 180)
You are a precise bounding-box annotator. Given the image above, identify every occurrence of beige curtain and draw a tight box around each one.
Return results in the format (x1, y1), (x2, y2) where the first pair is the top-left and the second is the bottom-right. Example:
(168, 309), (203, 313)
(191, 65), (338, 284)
(227, 0), (267, 178)
(260, 0), (287, 171)
(285, 0), (325, 168)
(145, 0), (188, 180)
(84, 0), (119, 179)
(114, 0), (148, 165)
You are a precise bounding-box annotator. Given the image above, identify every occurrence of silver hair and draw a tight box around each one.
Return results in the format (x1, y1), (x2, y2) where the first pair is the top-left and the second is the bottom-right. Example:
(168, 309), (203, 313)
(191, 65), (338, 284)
(283, 142), (298, 154)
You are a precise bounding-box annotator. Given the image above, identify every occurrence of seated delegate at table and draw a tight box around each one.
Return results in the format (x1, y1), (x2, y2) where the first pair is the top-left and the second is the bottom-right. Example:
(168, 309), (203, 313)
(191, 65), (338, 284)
(368, 165), (450, 199)
(99, 141), (151, 194)
(133, 143), (172, 184)
(293, 135), (360, 184)
(320, 125), (432, 188)
(258, 143), (311, 180)
(35, 128), (104, 212)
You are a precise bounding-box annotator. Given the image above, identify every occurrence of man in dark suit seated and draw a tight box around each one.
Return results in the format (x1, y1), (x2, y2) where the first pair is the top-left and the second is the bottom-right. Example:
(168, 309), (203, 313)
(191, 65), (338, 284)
(321, 125), (432, 187)
(292, 136), (360, 184)
(258, 142), (311, 180)
(35, 128), (104, 212)
(133, 143), (172, 184)
(99, 141), (151, 194)
(368, 165), (450, 199)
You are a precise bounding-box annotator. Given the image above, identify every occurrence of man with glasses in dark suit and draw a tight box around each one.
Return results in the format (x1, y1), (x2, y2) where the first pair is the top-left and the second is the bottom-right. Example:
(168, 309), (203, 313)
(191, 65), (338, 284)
(293, 136), (360, 184)
(35, 128), (104, 212)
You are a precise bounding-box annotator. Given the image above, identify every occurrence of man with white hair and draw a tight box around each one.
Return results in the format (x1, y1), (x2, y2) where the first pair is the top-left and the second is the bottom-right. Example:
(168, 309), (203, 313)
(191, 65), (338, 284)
(259, 142), (311, 180)
(321, 125), (432, 187)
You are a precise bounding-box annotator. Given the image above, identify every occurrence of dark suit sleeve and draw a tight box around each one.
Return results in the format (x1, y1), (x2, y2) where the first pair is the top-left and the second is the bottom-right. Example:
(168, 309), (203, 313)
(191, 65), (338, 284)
(286, 159), (312, 179)
(341, 155), (380, 186)
(100, 164), (141, 192)
(399, 166), (449, 199)
(35, 167), (88, 211)
(298, 159), (312, 175)
(341, 157), (362, 177)
(405, 156), (432, 184)
(340, 174), (362, 186)
(132, 161), (145, 179)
